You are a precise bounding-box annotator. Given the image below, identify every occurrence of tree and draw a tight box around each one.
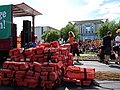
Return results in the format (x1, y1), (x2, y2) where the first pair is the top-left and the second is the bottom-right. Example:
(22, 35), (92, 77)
(116, 21), (120, 29)
(97, 21), (117, 38)
(60, 23), (80, 41)
(41, 30), (60, 42)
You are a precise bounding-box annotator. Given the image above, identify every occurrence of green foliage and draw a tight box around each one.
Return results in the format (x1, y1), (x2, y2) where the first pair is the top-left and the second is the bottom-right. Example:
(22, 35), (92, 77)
(41, 30), (60, 42)
(116, 21), (120, 29)
(60, 23), (80, 41)
(97, 20), (120, 39)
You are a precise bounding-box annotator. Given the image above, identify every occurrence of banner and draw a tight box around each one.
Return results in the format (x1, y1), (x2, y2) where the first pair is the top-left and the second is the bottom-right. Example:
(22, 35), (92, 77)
(0, 5), (12, 39)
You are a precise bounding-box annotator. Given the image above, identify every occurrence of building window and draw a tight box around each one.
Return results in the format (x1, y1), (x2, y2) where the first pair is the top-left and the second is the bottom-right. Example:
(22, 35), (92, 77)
(82, 25), (84, 34)
(41, 27), (43, 35)
(91, 26), (93, 33)
(81, 26), (82, 33)
(86, 30), (87, 33)
(86, 26), (90, 33)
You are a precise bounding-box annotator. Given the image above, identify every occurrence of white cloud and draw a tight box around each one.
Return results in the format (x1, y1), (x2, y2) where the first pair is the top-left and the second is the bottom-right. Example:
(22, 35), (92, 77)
(69, 0), (106, 20)
(103, 13), (120, 20)
(98, 2), (120, 20)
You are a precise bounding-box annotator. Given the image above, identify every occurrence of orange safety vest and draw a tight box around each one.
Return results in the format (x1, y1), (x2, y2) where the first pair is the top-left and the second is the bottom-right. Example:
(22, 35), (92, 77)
(69, 37), (74, 45)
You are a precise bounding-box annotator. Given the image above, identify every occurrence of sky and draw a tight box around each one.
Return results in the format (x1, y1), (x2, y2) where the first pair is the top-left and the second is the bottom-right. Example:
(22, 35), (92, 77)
(0, 0), (120, 35)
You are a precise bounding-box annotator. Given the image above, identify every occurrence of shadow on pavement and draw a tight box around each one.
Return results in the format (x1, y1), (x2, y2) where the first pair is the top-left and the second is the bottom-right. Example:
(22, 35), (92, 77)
(73, 62), (83, 65)
(109, 64), (120, 69)
(0, 80), (117, 90)
(55, 81), (100, 90)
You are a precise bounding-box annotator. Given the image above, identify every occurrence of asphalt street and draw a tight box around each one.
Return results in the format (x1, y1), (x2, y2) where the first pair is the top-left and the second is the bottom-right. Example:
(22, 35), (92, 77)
(75, 61), (120, 72)
(0, 80), (119, 90)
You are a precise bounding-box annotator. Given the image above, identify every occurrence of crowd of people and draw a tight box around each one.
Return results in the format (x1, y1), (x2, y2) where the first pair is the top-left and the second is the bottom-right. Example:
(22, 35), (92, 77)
(61, 30), (120, 65)
(65, 31), (102, 63)
(35, 30), (120, 65)
(79, 39), (102, 53)
(58, 31), (102, 63)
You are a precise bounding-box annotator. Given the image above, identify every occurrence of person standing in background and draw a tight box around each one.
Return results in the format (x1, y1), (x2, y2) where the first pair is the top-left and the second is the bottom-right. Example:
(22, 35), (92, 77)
(67, 31), (75, 53)
(34, 35), (38, 43)
(95, 39), (100, 49)
(103, 31), (113, 64)
(73, 39), (80, 63)
(114, 32), (120, 65)
(59, 38), (63, 45)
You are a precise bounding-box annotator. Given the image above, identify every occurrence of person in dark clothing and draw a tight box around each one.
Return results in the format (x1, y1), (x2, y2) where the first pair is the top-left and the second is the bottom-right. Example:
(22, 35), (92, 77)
(73, 40), (80, 63)
(97, 45), (105, 62)
(78, 40), (82, 47)
(103, 31), (113, 64)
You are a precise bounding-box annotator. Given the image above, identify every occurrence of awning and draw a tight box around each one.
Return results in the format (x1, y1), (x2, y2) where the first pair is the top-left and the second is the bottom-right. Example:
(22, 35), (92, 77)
(12, 2), (42, 17)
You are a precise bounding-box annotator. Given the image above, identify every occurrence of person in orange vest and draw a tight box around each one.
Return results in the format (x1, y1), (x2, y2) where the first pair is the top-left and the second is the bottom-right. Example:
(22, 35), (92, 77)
(67, 31), (75, 53)
(95, 39), (100, 49)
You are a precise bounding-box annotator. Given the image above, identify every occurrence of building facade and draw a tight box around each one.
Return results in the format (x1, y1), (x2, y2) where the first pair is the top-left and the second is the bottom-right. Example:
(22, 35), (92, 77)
(73, 19), (105, 41)
(34, 26), (58, 42)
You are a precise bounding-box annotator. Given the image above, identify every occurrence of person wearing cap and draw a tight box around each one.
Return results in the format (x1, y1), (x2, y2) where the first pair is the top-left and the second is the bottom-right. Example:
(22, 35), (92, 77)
(103, 31), (113, 64)
(114, 32), (120, 65)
